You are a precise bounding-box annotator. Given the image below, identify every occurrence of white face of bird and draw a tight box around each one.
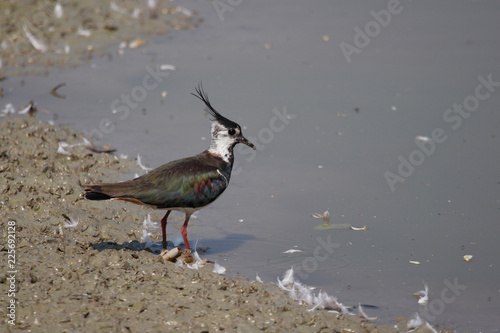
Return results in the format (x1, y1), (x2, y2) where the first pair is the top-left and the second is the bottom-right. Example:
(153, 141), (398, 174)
(209, 121), (254, 162)
(209, 122), (240, 162)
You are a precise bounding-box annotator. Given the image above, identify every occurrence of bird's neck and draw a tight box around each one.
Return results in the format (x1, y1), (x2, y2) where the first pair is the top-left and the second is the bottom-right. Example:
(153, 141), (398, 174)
(204, 144), (234, 185)
(207, 123), (235, 165)
(208, 140), (234, 165)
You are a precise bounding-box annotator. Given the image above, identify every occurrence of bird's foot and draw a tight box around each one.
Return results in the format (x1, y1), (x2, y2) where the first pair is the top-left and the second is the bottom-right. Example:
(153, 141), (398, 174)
(179, 249), (193, 263)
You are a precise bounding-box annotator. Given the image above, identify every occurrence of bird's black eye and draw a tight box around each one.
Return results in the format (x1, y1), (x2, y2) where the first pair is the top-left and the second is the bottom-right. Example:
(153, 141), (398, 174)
(228, 128), (236, 136)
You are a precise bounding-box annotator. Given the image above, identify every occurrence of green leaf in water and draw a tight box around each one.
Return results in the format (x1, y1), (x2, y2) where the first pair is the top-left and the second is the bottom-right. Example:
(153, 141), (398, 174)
(314, 223), (352, 230)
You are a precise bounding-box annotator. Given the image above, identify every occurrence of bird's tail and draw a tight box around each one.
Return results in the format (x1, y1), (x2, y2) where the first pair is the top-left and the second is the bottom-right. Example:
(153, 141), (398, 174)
(84, 190), (113, 200)
(84, 183), (125, 200)
(84, 181), (143, 204)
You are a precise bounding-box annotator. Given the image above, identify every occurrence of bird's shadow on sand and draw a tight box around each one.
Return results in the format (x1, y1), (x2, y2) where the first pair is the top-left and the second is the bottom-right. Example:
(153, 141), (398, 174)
(90, 233), (256, 255)
(91, 240), (160, 254)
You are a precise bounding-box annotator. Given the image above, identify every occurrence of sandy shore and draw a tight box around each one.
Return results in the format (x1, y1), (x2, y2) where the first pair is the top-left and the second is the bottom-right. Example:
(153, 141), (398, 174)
(0, 117), (452, 332)
(1, 1), (453, 331)
(0, 0), (198, 78)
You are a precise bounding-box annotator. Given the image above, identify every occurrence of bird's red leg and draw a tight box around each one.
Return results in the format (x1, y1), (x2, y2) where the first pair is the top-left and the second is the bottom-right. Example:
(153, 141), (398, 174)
(181, 213), (192, 251)
(161, 210), (171, 250)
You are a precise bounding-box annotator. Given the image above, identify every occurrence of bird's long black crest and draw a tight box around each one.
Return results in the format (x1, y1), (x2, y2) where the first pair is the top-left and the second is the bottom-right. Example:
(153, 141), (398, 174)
(191, 83), (238, 128)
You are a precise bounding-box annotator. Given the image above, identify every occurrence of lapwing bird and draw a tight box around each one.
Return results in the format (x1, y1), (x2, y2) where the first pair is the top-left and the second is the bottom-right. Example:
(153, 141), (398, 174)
(84, 84), (256, 251)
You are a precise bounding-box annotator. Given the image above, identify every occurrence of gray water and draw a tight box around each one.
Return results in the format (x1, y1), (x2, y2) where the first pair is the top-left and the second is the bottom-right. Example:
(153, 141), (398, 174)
(3, 1), (500, 331)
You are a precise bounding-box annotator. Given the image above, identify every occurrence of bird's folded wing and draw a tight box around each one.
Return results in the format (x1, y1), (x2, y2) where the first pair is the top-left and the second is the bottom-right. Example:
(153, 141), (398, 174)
(140, 167), (228, 208)
(88, 165), (228, 209)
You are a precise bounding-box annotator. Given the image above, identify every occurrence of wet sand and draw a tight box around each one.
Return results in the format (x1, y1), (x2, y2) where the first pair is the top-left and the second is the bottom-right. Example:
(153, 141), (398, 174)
(0, 117), (452, 332)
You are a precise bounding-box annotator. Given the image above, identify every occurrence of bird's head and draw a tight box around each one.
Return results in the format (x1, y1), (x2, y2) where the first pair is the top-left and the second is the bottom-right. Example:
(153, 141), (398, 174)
(192, 84), (256, 162)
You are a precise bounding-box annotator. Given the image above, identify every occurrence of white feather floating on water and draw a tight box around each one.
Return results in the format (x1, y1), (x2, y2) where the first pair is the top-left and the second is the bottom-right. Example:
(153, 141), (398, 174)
(277, 267), (350, 314)
(17, 104), (32, 115)
(311, 209), (330, 224)
(278, 267), (295, 287)
(406, 312), (439, 333)
(413, 281), (429, 307)
(160, 64), (176, 71)
(283, 249), (303, 254)
(415, 136), (431, 143)
(350, 225), (367, 231)
(137, 154), (152, 172)
(358, 304), (378, 321)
